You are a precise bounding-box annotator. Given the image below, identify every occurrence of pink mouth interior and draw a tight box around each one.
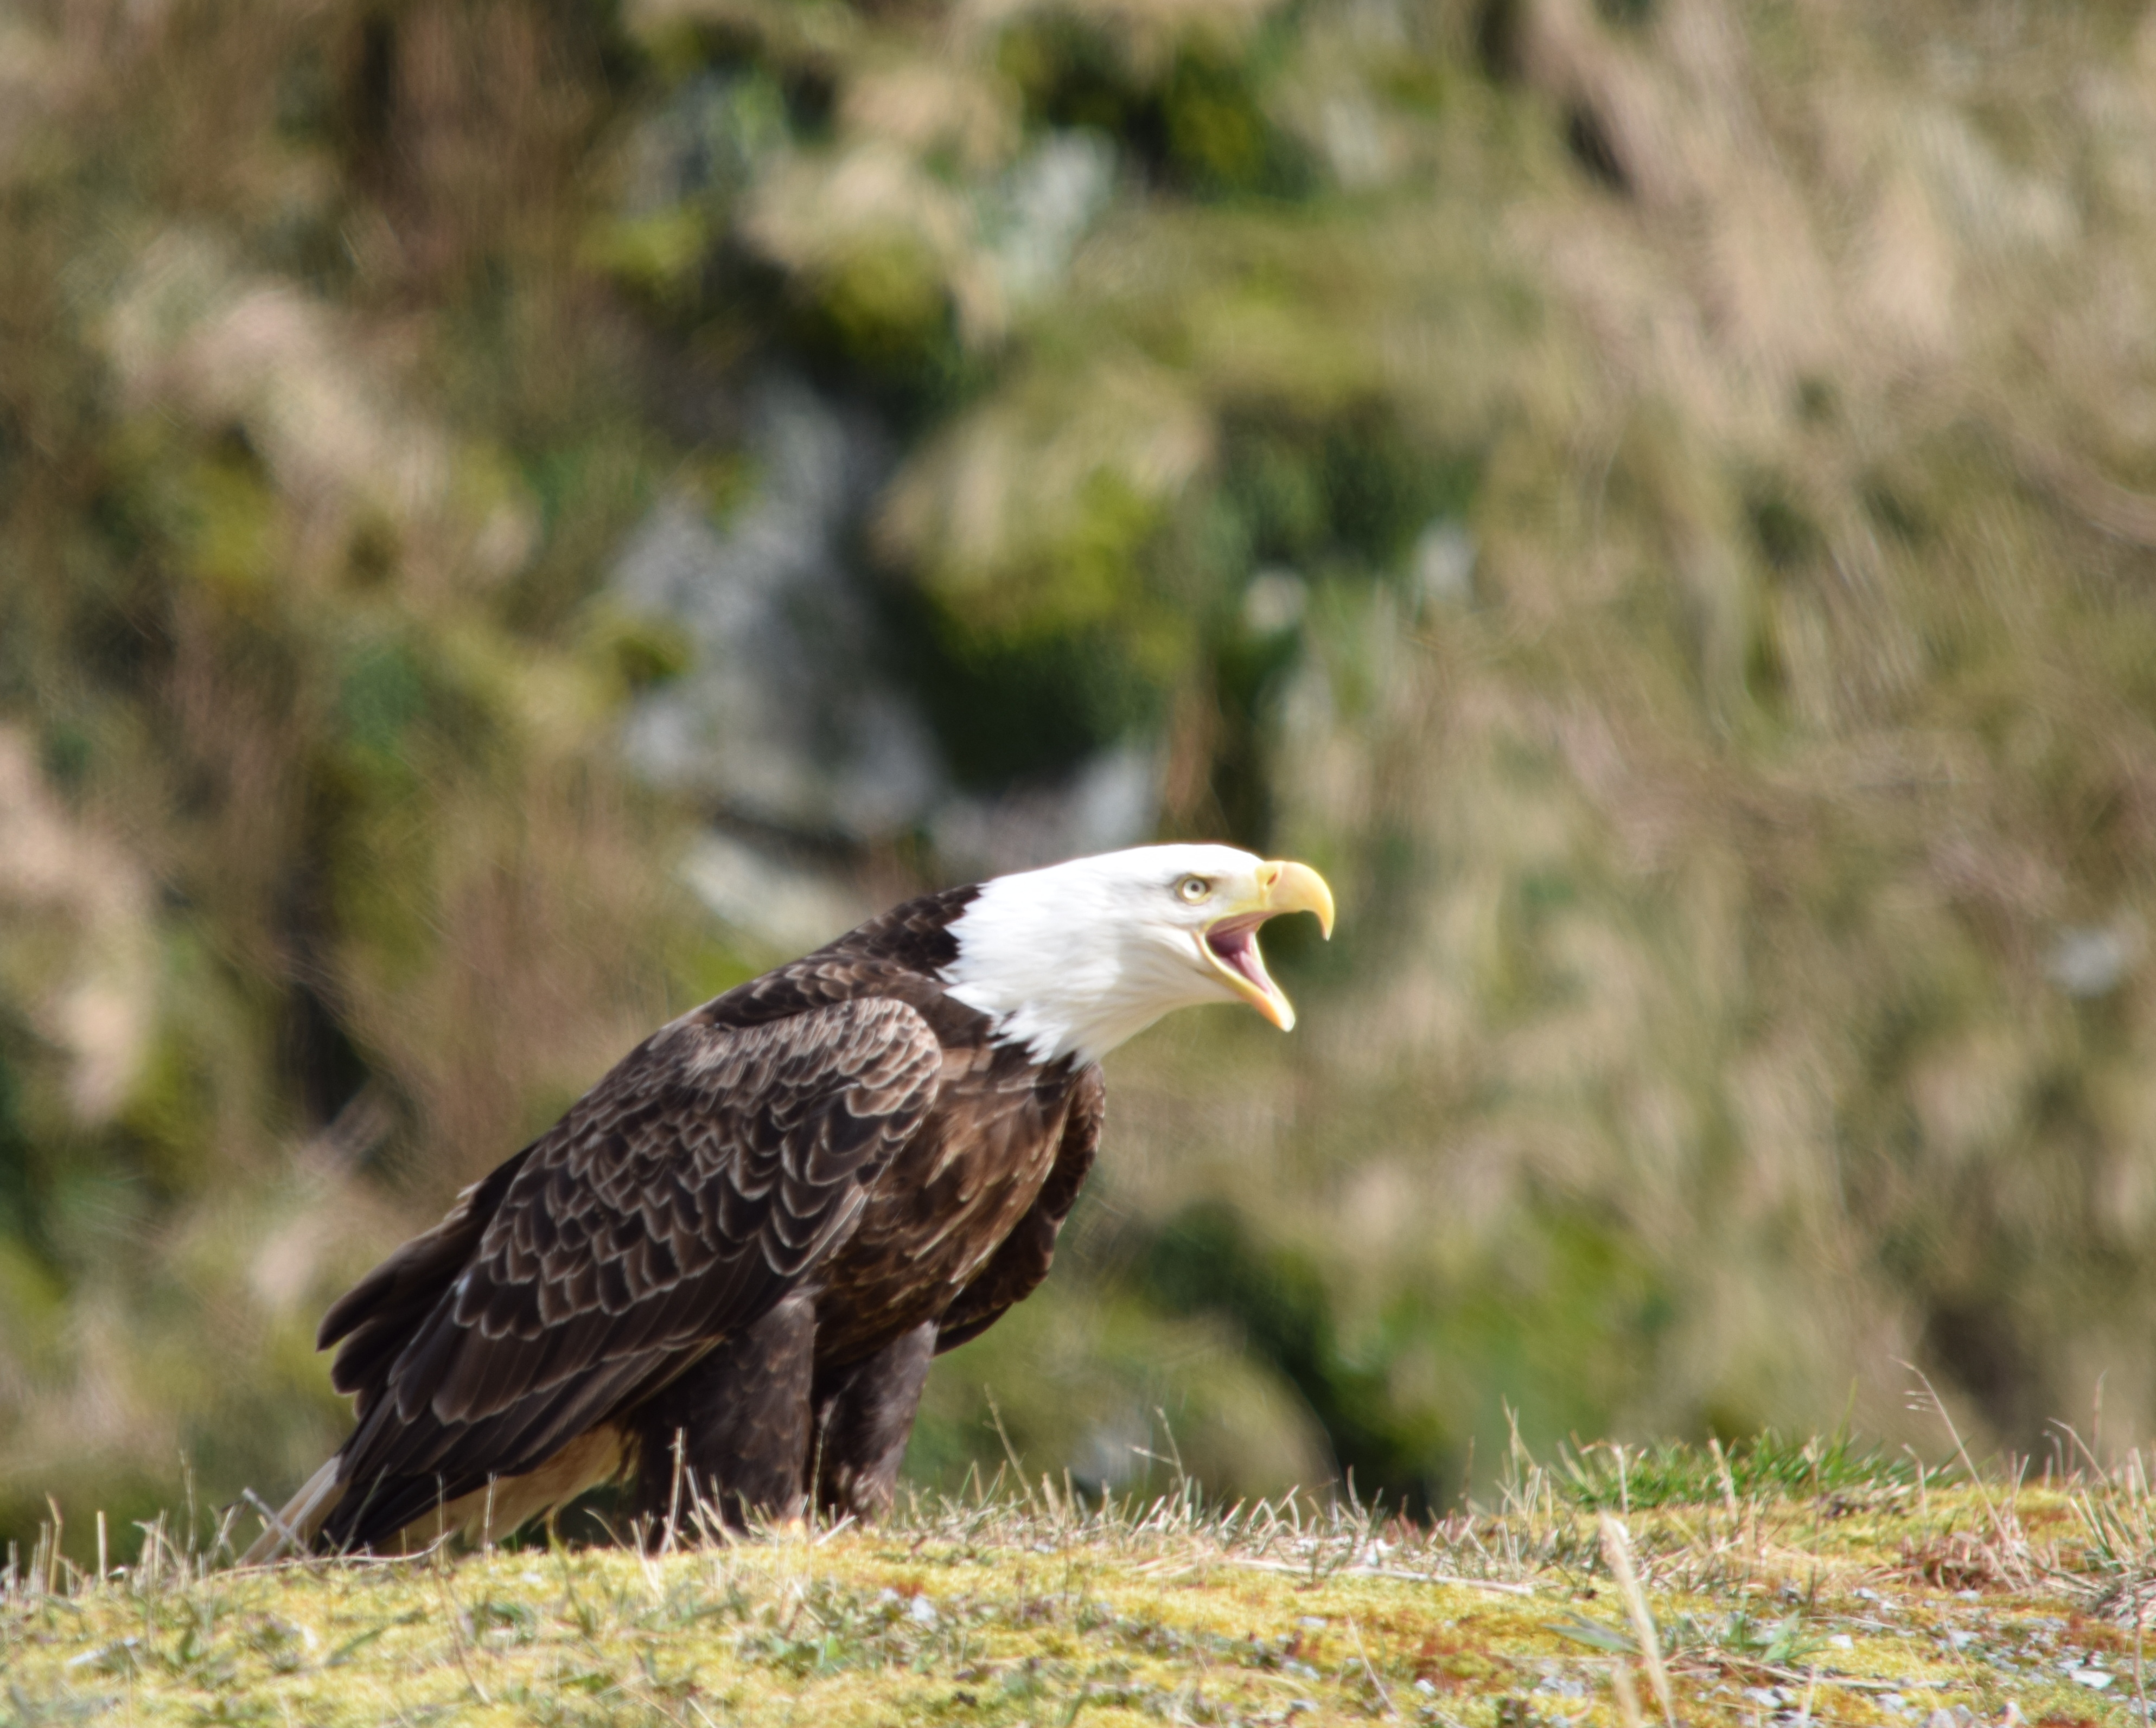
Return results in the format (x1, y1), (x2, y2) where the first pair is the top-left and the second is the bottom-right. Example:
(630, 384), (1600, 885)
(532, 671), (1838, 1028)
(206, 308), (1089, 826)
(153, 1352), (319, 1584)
(1205, 914), (1272, 992)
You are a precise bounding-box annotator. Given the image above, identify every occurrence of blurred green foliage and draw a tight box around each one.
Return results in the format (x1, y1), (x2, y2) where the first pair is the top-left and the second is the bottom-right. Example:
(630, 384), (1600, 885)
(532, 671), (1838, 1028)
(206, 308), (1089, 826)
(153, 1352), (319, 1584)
(8, 0), (2156, 1560)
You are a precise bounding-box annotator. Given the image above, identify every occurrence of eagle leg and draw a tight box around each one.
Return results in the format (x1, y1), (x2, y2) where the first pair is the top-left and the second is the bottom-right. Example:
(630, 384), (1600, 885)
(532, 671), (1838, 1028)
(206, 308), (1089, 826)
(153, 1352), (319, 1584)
(630, 1292), (816, 1538)
(810, 1319), (937, 1522)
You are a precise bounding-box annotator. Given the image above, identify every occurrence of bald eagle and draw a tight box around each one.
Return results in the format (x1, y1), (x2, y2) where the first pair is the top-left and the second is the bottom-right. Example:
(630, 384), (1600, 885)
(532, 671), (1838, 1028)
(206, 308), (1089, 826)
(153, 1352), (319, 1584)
(243, 844), (1334, 1559)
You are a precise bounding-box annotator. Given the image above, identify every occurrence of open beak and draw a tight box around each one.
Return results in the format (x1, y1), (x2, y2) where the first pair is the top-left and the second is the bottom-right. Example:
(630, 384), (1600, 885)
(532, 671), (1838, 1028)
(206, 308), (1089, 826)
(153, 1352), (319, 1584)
(1201, 860), (1336, 1031)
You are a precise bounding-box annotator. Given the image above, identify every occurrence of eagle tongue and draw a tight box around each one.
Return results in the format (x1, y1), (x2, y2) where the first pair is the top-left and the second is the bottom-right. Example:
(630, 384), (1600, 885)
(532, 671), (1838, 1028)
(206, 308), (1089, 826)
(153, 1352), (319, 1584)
(1205, 916), (1271, 991)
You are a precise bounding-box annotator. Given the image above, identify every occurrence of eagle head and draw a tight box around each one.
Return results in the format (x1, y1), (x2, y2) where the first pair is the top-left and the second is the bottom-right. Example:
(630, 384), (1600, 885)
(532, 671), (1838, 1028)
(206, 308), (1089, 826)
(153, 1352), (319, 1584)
(940, 844), (1336, 1066)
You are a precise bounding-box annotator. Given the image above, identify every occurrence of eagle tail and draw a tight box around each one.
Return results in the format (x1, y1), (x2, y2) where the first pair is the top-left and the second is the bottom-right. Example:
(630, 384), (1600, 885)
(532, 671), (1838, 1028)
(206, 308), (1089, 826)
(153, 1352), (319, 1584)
(239, 1456), (345, 1566)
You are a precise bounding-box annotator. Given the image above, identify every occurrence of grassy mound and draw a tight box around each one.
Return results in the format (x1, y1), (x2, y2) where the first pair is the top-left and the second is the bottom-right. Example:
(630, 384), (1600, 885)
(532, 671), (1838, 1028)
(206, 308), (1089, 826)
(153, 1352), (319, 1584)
(7, 1438), (2154, 1725)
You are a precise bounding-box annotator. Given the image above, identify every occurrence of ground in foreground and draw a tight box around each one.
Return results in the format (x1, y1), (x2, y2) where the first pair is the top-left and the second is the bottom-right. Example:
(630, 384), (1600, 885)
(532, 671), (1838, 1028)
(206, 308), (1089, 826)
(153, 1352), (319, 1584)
(4, 1443), (2153, 1726)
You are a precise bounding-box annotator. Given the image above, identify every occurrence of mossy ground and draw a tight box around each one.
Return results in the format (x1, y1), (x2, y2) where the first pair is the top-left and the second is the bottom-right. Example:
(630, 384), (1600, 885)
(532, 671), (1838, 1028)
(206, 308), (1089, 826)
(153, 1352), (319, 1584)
(8, 1447), (2155, 1727)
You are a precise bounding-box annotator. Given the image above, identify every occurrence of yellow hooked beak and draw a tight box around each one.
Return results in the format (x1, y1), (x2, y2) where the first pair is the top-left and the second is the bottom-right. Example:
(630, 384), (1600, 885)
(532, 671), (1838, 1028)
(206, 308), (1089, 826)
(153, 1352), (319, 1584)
(1201, 860), (1336, 1031)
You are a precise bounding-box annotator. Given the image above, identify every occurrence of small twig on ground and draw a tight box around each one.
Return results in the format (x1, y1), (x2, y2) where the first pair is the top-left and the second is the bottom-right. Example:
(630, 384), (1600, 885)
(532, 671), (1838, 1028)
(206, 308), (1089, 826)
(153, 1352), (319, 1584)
(434, 1565), (491, 1706)
(1220, 1556), (1537, 1596)
(1349, 1617), (1395, 1715)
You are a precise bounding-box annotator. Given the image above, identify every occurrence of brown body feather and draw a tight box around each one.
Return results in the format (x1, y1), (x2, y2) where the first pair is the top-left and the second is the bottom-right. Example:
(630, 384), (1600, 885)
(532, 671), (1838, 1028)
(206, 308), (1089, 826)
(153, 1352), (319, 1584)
(248, 884), (1103, 1559)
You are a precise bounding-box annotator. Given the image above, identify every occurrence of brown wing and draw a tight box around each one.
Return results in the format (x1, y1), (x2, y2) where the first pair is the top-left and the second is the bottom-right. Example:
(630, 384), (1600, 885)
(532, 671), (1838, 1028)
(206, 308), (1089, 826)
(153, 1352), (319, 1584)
(933, 1063), (1103, 1353)
(316, 997), (942, 1547)
(316, 1148), (537, 1424)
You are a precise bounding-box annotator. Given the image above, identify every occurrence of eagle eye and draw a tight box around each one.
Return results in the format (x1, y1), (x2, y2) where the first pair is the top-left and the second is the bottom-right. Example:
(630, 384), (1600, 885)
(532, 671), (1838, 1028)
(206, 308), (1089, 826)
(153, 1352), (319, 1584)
(1176, 875), (1211, 904)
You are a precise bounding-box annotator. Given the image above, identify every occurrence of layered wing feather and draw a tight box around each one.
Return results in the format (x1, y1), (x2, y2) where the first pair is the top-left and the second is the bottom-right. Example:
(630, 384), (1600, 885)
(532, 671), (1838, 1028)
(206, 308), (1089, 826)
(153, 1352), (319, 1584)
(316, 996), (942, 1547)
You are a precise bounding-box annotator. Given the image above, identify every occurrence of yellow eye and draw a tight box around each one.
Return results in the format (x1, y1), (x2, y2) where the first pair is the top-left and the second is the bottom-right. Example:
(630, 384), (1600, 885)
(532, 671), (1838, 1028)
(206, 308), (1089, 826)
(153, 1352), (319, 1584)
(1177, 875), (1211, 904)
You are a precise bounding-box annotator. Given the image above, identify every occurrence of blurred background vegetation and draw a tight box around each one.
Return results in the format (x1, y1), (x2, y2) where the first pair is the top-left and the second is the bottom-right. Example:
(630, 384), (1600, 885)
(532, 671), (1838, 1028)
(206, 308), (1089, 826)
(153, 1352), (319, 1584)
(7, 0), (2156, 1556)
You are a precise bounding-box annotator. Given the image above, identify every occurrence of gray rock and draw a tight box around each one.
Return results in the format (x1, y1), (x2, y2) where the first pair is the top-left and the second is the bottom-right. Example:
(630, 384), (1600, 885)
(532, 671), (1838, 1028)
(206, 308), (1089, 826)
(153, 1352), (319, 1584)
(613, 372), (1162, 881)
(932, 744), (1159, 879)
(615, 375), (946, 840)
(2045, 919), (2142, 998)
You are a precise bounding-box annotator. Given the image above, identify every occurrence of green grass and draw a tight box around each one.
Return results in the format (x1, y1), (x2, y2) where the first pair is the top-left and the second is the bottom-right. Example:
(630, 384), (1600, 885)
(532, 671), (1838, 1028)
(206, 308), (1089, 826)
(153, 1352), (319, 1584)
(1549, 1431), (1917, 1512)
(8, 1442), (2156, 1726)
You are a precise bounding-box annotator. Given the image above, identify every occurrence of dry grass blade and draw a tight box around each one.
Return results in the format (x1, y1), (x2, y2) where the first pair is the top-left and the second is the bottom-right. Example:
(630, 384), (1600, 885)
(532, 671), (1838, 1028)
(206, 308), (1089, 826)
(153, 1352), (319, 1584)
(1610, 1655), (1647, 1728)
(1348, 1617), (1394, 1716)
(1599, 1513), (1675, 1728)
(1901, 1364), (2034, 1589)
